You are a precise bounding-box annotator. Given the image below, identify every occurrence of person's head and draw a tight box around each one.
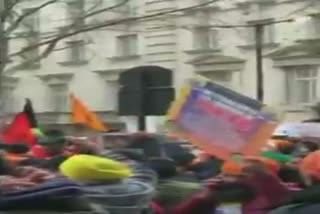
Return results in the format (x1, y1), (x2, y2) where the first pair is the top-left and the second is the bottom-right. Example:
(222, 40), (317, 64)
(243, 157), (280, 176)
(39, 129), (66, 155)
(221, 161), (245, 182)
(276, 140), (295, 155)
(172, 152), (196, 171)
(128, 133), (162, 158)
(146, 158), (177, 180)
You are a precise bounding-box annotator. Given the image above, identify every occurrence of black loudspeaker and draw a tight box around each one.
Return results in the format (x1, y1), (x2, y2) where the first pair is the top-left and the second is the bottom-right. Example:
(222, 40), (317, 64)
(118, 66), (175, 116)
(143, 66), (173, 87)
(145, 87), (175, 115)
(118, 88), (143, 115)
(119, 68), (143, 88)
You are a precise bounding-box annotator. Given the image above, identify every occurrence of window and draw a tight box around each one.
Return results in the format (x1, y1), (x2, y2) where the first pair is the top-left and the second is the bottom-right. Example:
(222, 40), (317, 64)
(193, 27), (218, 50)
(199, 0), (211, 3)
(50, 85), (68, 111)
(67, 41), (86, 62)
(113, 0), (135, 15)
(21, 35), (40, 68)
(116, 35), (138, 56)
(202, 71), (232, 88)
(116, 0), (134, 15)
(67, 0), (85, 28)
(246, 24), (275, 45)
(21, 8), (40, 33)
(309, 17), (320, 39)
(286, 66), (318, 105)
(1, 87), (14, 111)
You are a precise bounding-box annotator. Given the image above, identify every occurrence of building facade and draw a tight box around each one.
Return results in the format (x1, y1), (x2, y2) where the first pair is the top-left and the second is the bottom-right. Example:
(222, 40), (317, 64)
(3, 0), (320, 132)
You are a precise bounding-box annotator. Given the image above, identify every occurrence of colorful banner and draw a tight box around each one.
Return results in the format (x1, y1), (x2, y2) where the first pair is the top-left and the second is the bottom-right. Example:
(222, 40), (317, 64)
(167, 79), (277, 160)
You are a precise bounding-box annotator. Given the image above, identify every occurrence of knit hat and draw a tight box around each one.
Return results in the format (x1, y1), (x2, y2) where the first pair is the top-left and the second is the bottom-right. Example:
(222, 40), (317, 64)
(59, 154), (132, 181)
(300, 151), (320, 180)
(221, 161), (243, 176)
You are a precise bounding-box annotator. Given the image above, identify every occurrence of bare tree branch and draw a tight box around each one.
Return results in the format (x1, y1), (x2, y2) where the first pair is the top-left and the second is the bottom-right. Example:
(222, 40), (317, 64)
(6, 38), (58, 73)
(5, 0), (59, 35)
(7, 0), (128, 42)
(84, 0), (130, 17)
(1, 0), (21, 20)
(86, 0), (104, 13)
(8, 0), (219, 65)
(4, 0), (130, 72)
(9, 0), (131, 58)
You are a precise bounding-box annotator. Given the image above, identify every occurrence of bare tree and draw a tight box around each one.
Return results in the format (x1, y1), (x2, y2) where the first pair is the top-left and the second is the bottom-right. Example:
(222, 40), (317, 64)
(1, 0), (132, 74)
(0, 0), (219, 120)
(0, 0), (131, 114)
(0, 0), (219, 87)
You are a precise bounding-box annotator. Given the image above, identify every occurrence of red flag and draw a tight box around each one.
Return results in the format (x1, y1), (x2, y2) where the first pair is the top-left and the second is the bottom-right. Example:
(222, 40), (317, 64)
(1, 113), (37, 146)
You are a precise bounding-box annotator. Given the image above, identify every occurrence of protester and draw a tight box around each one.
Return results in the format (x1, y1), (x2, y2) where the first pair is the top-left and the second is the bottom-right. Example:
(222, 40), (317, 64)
(2, 109), (320, 214)
(170, 159), (292, 214)
(60, 154), (155, 214)
(270, 150), (320, 214)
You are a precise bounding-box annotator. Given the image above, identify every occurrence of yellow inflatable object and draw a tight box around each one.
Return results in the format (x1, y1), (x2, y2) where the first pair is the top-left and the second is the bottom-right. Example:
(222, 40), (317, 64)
(59, 154), (132, 181)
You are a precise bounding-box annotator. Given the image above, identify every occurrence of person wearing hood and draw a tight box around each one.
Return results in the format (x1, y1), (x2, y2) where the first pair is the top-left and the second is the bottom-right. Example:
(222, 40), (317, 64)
(270, 150), (320, 214)
(170, 159), (292, 214)
(60, 154), (155, 214)
(149, 158), (202, 210)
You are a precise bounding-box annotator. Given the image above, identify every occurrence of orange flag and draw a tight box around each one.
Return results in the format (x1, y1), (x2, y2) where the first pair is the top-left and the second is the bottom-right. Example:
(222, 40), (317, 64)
(70, 94), (109, 131)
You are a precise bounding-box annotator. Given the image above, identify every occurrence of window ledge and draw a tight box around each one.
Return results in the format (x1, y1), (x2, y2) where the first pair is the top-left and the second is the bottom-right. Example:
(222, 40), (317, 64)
(238, 43), (280, 49)
(58, 60), (89, 67)
(107, 55), (141, 61)
(183, 5), (220, 14)
(184, 48), (221, 55)
(14, 31), (40, 38)
(16, 63), (41, 70)
(281, 104), (314, 112)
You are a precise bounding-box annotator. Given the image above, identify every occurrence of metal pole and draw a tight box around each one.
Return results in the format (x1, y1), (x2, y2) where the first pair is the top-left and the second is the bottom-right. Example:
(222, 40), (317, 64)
(138, 74), (146, 131)
(0, 0), (7, 114)
(255, 24), (264, 102)
(0, 0), (7, 128)
(0, 0), (5, 91)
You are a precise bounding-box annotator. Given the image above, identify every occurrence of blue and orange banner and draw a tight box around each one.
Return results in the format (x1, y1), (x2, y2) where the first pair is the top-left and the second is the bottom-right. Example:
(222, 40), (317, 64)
(167, 79), (277, 160)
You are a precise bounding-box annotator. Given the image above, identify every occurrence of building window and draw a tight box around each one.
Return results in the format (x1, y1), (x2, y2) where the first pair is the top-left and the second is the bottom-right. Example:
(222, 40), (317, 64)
(115, 0), (134, 15)
(246, 24), (275, 45)
(21, 8), (40, 33)
(50, 85), (68, 112)
(199, 0), (212, 4)
(116, 34), (138, 57)
(286, 66), (318, 105)
(193, 27), (218, 50)
(1, 87), (14, 112)
(309, 16), (320, 39)
(21, 35), (40, 68)
(202, 71), (232, 88)
(67, 0), (85, 28)
(67, 40), (86, 62)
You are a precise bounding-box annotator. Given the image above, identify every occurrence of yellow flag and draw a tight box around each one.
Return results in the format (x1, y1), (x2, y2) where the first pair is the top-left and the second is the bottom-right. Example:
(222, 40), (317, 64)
(70, 94), (108, 131)
(166, 85), (191, 120)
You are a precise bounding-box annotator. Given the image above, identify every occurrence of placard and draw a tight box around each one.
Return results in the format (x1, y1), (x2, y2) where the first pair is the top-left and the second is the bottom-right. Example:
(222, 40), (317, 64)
(167, 79), (276, 159)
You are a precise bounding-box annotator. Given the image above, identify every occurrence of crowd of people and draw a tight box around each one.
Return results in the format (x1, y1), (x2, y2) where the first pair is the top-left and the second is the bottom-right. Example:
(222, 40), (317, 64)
(0, 128), (320, 214)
